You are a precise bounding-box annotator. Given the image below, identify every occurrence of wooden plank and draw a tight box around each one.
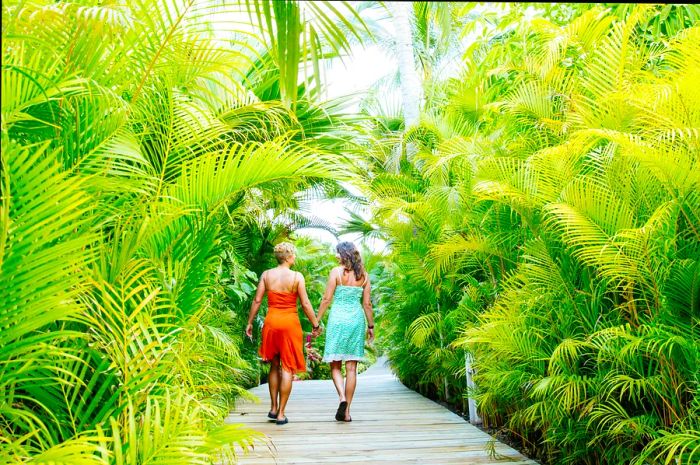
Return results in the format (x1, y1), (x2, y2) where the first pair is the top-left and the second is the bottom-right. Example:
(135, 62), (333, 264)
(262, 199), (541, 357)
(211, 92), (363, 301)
(228, 357), (537, 464)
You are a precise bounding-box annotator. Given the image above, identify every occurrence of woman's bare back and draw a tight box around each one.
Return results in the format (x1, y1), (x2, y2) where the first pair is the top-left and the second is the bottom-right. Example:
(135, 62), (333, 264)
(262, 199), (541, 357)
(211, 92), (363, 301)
(265, 267), (300, 293)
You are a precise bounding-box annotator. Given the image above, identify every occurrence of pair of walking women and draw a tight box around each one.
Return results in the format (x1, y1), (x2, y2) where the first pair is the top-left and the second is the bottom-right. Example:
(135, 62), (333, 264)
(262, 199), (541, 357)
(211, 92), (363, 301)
(245, 241), (374, 425)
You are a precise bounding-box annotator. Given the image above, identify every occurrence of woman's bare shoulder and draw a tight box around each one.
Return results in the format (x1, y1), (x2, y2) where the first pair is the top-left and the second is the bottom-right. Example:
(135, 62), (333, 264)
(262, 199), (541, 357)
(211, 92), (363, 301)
(362, 272), (371, 286)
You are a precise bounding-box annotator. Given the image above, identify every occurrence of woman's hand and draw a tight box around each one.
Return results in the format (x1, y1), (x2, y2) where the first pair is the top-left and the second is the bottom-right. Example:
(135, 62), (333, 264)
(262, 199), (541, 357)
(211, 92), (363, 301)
(245, 323), (253, 340)
(367, 327), (374, 344)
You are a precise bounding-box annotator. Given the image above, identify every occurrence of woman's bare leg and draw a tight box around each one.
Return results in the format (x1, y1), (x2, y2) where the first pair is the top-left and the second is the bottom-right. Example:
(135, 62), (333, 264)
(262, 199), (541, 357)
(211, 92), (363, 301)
(330, 361), (346, 402)
(277, 366), (294, 420)
(268, 356), (280, 414)
(344, 361), (358, 420)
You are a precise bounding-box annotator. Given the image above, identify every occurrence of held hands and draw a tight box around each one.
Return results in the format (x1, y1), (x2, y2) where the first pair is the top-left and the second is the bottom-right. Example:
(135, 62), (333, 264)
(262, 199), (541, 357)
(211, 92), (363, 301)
(311, 324), (323, 338)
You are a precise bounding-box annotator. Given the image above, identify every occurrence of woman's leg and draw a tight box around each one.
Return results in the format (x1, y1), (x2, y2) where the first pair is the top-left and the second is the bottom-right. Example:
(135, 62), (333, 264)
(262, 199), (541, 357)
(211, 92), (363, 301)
(277, 365), (294, 420)
(343, 361), (358, 420)
(330, 361), (346, 402)
(268, 356), (280, 414)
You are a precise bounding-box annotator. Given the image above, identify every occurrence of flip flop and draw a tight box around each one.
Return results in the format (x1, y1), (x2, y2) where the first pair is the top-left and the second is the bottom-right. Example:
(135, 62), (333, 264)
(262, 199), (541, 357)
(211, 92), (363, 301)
(275, 417), (288, 425)
(267, 411), (277, 421)
(335, 401), (348, 421)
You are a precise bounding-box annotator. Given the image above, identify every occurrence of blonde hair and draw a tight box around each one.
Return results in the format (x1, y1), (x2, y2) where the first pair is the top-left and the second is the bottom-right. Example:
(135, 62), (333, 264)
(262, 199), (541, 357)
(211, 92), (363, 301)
(273, 242), (296, 264)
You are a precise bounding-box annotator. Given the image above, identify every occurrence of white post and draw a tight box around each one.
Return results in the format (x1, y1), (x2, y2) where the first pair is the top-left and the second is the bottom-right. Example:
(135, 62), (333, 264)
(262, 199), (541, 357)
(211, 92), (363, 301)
(465, 353), (482, 425)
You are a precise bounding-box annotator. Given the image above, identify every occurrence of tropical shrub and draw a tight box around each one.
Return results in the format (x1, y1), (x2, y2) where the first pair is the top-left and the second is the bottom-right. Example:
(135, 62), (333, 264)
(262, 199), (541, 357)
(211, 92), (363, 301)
(1, 0), (365, 463)
(362, 4), (700, 465)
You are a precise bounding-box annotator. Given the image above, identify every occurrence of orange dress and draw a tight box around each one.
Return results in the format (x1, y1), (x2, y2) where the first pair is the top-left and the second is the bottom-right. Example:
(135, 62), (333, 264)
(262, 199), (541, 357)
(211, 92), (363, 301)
(259, 290), (306, 373)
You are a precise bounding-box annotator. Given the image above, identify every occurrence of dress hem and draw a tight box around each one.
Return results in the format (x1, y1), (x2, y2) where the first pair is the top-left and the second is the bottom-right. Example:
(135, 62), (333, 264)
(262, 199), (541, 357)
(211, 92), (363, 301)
(259, 357), (306, 374)
(322, 354), (366, 363)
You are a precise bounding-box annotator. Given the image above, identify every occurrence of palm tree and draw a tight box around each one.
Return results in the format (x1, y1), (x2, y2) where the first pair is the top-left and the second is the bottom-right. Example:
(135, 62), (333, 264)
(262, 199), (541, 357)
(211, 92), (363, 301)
(388, 1), (422, 127)
(243, 0), (369, 107)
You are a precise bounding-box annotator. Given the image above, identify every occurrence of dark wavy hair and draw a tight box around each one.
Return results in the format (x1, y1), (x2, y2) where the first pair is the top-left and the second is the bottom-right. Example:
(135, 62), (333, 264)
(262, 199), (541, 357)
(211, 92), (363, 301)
(336, 241), (365, 281)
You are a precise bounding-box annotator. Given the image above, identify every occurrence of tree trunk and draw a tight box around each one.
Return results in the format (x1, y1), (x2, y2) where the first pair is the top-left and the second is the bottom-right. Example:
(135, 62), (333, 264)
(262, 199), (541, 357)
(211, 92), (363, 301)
(389, 1), (422, 128)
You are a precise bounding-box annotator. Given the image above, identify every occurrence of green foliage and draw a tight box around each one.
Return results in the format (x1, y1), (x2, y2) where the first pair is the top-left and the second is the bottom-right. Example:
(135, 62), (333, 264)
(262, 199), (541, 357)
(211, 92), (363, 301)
(1, 0), (367, 463)
(361, 4), (700, 465)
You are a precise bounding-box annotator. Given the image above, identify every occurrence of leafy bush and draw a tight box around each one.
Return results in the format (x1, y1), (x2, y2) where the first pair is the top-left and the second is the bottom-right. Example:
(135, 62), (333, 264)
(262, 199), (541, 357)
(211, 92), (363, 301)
(1, 1), (364, 463)
(363, 5), (700, 465)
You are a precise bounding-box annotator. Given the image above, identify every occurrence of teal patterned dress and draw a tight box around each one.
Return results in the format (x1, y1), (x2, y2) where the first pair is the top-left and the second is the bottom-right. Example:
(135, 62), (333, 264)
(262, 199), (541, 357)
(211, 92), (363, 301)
(323, 285), (366, 362)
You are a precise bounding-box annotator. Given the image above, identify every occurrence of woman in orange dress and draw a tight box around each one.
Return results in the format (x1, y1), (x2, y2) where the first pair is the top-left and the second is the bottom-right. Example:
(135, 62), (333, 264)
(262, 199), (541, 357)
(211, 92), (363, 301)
(245, 242), (320, 425)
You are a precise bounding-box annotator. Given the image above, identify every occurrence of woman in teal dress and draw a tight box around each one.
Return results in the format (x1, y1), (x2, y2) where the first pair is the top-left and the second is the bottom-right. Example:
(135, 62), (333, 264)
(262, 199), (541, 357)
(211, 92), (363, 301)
(315, 242), (374, 422)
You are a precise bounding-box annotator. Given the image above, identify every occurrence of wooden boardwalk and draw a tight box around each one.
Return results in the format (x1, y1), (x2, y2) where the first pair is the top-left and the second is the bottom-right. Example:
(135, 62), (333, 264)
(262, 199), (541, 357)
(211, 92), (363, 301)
(227, 357), (537, 465)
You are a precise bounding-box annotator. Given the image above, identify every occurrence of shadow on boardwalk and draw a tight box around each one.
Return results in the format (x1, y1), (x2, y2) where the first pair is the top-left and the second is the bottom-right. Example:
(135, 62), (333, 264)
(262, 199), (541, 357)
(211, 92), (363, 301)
(227, 357), (538, 465)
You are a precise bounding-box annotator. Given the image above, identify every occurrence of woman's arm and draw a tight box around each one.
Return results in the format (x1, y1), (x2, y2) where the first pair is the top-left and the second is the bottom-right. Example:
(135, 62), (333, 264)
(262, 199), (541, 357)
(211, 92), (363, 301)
(316, 268), (338, 323)
(296, 273), (320, 329)
(245, 271), (267, 339)
(362, 275), (375, 344)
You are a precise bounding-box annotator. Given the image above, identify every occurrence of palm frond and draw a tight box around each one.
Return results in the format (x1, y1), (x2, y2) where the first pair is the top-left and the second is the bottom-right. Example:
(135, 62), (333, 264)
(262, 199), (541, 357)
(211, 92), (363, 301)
(168, 136), (347, 214)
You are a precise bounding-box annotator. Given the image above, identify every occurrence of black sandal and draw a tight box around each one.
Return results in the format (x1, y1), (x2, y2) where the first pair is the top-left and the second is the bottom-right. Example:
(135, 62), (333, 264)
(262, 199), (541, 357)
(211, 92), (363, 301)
(276, 417), (288, 425)
(335, 401), (348, 421)
(267, 411), (277, 421)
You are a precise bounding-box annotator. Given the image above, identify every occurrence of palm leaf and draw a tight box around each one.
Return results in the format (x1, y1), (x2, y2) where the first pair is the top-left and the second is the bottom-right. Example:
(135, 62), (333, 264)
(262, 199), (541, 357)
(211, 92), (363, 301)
(167, 136), (347, 215)
(0, 140), (97, 346)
